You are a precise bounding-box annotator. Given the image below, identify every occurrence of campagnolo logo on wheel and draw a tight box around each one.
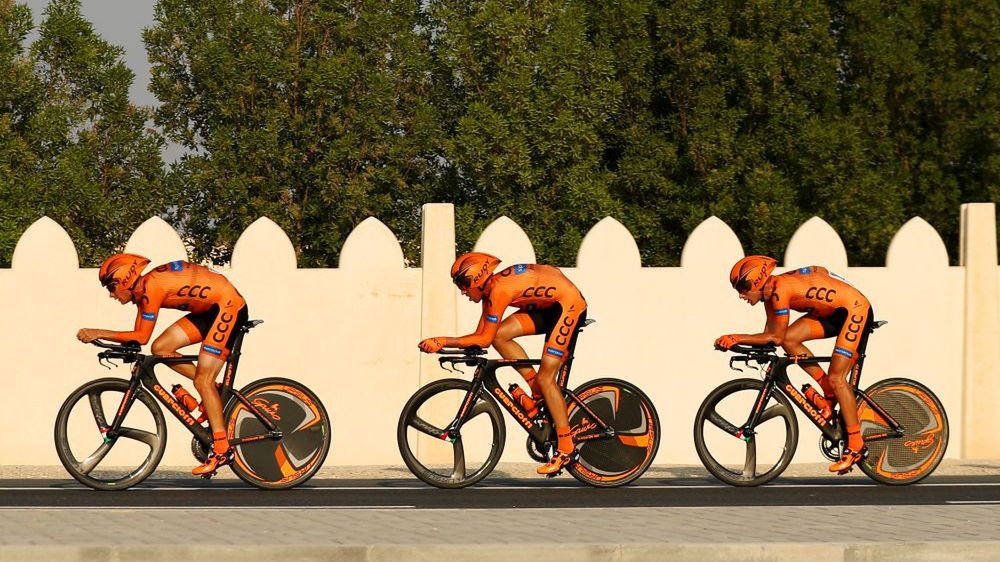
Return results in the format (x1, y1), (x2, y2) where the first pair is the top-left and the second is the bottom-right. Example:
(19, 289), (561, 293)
(571, 419), (597, 438)
(252, 398), (281, 420)
(904, 434), (935, 453)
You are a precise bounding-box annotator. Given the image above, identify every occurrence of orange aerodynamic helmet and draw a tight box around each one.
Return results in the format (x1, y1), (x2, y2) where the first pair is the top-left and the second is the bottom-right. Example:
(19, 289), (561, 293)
(451, 252), (501, 290)
(98, 253), (150, 291)
(729, 255), (777, 293)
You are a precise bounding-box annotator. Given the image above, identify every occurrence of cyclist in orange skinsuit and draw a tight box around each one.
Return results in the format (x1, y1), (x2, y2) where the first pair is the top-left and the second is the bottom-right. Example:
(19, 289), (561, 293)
(419, 253), (587, 475)
(715, 256), (873, 473)
(77, 254), (248, 476)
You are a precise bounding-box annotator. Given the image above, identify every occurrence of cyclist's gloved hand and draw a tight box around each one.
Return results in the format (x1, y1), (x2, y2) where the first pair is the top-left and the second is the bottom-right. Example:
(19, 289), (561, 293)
(418, 337), (445, 353)
(77, 329), (100, 343)
(714, 334), (739, 351)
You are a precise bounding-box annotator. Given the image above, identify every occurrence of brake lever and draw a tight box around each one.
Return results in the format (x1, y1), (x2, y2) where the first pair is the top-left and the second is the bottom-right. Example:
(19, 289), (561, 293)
(98, 355), (117, 370)
(729, 356), (745, 373)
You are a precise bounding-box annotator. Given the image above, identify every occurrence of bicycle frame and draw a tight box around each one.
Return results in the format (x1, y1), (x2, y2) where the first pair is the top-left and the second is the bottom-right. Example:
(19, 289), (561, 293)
(436, 328), (615, 448)
(730, 348), (905, 445)
(99, 322), (281, 449)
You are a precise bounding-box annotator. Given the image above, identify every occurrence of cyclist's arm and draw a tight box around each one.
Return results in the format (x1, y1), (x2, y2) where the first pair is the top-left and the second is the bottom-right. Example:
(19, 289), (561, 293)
(100, 285), (164, 344)
(737, 292), (791, 346)
(445, 294), (510, 348)
(722, 286), (791, 347)
(97, 307), (157, 344)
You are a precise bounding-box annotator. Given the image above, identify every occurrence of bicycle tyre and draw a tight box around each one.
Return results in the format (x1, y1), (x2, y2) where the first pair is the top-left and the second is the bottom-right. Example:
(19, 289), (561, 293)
(225, 377), (331, 490)
(566, 378), (660, 488)
(857, 377), (948, 485)
(397, 378), (505, 489)
(694, 378), (798, 486)
(54, 378), (167, 491)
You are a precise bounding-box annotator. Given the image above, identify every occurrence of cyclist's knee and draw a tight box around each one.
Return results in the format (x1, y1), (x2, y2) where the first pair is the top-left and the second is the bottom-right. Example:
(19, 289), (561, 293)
(193, 364), (222, 388)
(535, 369), (557, 388)
(492, 335), (513, 352)
(494, 324), (522, 349)
(150, 339), (177, 356)
(827, 369), (850, 390)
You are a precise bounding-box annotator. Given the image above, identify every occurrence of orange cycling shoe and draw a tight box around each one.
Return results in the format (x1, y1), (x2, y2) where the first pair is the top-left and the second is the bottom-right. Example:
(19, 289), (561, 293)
(537, 450), (577, 476)
(192, 450), (234, 477)
(829, 446), (868, 474)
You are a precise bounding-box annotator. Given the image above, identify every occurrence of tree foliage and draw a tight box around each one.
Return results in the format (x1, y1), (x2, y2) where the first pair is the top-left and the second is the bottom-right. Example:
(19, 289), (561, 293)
(429, 0), (623, 264)
(4, 0), (997, 267)
(0, 0), (168, 266)
(145, 0), (441, 266)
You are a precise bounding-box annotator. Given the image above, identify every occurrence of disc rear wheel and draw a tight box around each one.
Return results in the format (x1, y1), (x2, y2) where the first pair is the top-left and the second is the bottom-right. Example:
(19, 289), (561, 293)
(226, 377), (331, 490)
(857, 378), (948, 485)
(566, 378), (660, 487)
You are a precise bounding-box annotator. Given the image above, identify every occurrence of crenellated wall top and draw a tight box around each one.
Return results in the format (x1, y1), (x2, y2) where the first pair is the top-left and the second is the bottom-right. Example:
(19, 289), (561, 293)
(5, 211), (978, 272)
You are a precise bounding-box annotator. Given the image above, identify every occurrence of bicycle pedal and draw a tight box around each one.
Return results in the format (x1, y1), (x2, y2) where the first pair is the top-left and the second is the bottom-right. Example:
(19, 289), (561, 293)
(200, 471), (217, 480)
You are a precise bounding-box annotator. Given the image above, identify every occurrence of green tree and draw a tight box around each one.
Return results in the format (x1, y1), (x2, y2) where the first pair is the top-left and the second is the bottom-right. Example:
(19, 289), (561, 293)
(834, 0), (1000, 262)
(645, 0), (885, 264)
(428, 0), (623, 265)
(0, 0), (168, 266)
(579, 0), (686, 266)
(146, 0), (441, 266)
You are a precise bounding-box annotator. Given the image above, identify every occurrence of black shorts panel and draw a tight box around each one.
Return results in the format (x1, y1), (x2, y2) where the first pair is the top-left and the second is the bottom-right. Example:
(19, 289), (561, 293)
(814, 306), (875, 356)
(183, 304), (249, 352)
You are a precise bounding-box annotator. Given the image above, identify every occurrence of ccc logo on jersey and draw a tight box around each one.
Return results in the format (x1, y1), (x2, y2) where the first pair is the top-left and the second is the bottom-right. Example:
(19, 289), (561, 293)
(845, 313), (866, 342)
(805, 287), (836, 302)
(521, 286), (556, 298)
(178, 285), (212, 299)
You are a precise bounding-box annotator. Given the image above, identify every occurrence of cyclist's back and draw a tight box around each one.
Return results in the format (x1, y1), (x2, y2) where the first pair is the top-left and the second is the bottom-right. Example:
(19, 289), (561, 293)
(486, 264), (584, 311)
(768, 266), (868, 318)
(135, 261), (243, 315)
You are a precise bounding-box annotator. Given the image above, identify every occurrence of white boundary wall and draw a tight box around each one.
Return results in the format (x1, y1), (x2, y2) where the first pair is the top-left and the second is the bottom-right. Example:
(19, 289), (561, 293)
(1, 203), (996, 466)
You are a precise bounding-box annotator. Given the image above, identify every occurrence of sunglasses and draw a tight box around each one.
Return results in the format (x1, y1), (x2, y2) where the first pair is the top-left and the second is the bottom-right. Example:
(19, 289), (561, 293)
(452, 273), (472, 290)
(733, 279), (752, 293)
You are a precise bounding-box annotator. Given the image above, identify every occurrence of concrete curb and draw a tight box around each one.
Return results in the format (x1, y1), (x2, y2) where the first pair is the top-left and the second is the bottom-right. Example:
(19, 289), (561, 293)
(3, 543), (1000, 562)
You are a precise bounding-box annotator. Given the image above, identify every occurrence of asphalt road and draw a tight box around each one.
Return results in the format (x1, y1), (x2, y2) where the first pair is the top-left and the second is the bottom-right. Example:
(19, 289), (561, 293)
(3, 475), (999, 509)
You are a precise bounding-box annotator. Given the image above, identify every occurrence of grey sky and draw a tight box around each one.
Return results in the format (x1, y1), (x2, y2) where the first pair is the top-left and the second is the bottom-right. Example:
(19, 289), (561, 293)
(23, 1), (186, 160)
(23, 0), (158, 108)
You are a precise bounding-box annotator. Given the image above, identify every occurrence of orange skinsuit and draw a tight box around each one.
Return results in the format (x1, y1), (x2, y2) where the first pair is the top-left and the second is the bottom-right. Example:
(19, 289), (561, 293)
(104, 260), (248, 360)
(765, 266), (873, 362)
(454, 264), (587, 360)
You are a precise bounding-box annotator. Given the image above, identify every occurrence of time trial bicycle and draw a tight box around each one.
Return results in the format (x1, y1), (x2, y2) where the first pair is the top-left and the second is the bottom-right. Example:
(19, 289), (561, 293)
(398, 319), (660, 488)
(54, 319), (331, 490)
(694, 320), (948, 486)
